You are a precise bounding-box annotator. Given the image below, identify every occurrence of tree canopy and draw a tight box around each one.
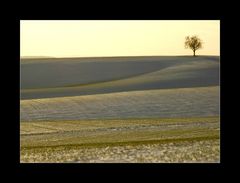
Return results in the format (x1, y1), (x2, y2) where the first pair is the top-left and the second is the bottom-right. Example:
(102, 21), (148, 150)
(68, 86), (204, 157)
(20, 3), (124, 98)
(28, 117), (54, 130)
(185, 36), (203, 56)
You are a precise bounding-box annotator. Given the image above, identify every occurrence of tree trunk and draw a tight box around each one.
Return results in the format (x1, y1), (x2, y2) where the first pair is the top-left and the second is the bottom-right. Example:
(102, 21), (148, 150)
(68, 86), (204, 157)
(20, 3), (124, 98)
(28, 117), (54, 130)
(193, 50), (196, 57)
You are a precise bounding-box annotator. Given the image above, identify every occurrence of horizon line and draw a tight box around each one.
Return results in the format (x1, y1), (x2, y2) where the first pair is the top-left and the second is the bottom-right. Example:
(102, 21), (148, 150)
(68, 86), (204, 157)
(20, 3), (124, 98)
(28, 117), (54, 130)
(20, 54), (220, 59)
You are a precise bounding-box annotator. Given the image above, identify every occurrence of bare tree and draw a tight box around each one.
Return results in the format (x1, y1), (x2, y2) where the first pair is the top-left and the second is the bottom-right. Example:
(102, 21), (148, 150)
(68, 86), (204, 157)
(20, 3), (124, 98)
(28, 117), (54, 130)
(185, 36), (203, 56)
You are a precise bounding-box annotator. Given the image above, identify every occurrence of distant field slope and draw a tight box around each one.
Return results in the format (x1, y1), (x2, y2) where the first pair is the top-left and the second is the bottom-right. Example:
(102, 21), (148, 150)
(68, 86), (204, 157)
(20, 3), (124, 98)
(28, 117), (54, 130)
(20, 86), (219, 121)
(20, 56), (219, 99)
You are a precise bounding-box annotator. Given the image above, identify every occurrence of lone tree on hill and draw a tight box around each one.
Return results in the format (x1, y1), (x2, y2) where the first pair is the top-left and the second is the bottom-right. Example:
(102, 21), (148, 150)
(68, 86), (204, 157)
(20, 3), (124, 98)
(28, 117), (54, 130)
(185, 35), (203, 56)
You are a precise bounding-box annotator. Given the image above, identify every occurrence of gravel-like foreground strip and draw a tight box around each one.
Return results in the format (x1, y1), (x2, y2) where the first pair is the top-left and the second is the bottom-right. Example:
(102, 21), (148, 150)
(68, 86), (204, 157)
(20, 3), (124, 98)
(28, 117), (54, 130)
(21, 139), (219, 163)
(20, 117), (219, 163)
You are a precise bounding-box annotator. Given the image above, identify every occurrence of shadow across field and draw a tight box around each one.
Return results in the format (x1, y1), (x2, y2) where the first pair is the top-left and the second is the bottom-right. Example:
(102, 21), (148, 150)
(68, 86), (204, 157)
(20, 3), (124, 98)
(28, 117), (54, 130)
(20, 56), (219, 99)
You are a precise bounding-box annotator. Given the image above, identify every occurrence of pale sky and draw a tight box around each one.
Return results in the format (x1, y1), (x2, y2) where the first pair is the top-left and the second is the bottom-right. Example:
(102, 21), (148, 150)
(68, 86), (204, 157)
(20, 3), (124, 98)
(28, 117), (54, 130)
(20, 20), (220, 57)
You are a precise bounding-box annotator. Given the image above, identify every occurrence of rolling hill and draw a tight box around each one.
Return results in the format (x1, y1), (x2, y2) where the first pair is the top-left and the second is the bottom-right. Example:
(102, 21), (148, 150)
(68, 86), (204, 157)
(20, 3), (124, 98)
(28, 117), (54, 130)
(20, 56), (220, 163)
(20, 56), (219, 100)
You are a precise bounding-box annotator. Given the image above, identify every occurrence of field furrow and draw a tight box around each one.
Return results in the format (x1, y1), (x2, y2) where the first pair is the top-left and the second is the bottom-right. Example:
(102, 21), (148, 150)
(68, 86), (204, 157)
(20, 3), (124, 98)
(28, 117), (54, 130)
(20, 86), (219, 121)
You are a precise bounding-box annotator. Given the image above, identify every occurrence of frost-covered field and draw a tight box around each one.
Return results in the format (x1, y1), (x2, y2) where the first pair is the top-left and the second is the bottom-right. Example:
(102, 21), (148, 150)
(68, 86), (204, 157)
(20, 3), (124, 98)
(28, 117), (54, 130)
(20, 56), (220, 163)
(20, 86), (219, 121)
